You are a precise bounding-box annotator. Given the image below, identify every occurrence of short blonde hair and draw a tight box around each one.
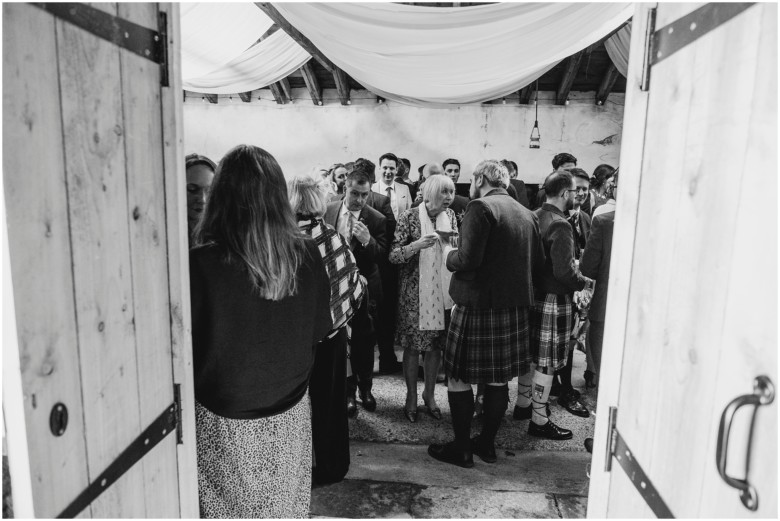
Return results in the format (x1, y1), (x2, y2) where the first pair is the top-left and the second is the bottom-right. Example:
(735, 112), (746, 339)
(421, 173), (455, 206)
(288, 175), (327, 218)
(473, 160), (509, 188)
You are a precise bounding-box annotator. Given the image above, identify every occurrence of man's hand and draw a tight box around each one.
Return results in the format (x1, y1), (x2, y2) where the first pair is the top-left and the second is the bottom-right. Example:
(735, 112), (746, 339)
(352, 220), (371, 245)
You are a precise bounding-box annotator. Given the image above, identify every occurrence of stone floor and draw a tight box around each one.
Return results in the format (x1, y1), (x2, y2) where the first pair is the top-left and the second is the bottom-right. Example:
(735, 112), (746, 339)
(311, 349), (597, 518)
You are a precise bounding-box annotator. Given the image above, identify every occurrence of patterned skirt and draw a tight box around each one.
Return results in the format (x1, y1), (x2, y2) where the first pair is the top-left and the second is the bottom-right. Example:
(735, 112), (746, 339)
(195, 397), (312, 518)
(530, 293), (574, 371)
(443, 304), (532, 384)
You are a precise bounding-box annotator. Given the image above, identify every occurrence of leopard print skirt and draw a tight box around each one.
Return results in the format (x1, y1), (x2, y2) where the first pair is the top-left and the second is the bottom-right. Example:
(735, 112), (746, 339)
(195, 397), (312, 518)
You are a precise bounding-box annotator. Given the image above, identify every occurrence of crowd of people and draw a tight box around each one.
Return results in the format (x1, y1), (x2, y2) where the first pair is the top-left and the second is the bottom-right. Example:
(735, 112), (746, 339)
(184, 146), (617, 517)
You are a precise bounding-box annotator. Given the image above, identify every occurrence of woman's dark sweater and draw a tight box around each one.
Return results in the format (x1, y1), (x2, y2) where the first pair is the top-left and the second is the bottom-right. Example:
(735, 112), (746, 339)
(189, 239), (332, 419)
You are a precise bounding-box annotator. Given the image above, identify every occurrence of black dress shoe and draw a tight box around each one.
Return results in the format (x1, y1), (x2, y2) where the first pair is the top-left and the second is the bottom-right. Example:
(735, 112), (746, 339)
(558, 389), (590, 418)
(584, 437), (594, 454)
(346, 396), (358, 419)
(427, 442), (474, 468)
(470, 436), (497, 463)
(528, 419), (573, 440)
(512, 403), (550, 420)
(360, 391), (377, 412)
(378, 359), (403, 375)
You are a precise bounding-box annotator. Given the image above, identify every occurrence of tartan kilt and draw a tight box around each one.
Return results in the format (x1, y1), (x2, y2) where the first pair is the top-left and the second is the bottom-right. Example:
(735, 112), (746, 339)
(443, 304), (532, 384)
(530, 293), (574, 371)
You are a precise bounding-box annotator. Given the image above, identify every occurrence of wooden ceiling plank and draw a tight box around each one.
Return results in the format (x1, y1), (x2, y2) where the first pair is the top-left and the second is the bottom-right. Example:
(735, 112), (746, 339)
(238, 91), (253, 103)
(595, 62), (620, 105)
(255, 3), (335, 72)
(300, 61), (323, 105)
(556, 51), (584, 105)
(333, 67), (351, 105)
(268, 82), (286, 104)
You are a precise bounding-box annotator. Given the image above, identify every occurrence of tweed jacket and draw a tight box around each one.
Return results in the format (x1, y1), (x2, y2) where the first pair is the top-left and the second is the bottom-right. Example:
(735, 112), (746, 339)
(446, 188), (543, 308)
(580, 210), (615, 322)
(534, 203), (589, 295)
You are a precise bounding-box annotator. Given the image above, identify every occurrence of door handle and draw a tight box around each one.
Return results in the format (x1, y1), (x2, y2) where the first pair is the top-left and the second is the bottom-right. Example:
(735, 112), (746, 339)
(715, 375), (774, 511)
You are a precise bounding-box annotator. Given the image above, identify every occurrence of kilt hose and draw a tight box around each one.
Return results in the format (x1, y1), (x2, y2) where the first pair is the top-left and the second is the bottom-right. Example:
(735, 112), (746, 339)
(443, 304), (532, 384)
(530, 293), (574, 372)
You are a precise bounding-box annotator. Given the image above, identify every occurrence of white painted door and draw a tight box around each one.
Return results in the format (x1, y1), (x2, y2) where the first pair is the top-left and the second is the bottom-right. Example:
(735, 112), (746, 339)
(588, 2), (777, 518)
(2, 3), (198, 517)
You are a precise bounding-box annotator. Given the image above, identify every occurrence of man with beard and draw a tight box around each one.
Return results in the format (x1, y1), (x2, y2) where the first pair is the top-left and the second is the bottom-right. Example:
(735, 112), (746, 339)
(514, 170), (588, 440)
(324, 169), (388, 414)
(428, 160), (543, 468)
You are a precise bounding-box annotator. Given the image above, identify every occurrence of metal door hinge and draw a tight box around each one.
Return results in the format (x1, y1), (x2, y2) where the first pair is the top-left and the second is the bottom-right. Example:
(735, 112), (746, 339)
(173, 382), (183, 444)
(33, 3), (170, 87)
(604, 406), (675, 518)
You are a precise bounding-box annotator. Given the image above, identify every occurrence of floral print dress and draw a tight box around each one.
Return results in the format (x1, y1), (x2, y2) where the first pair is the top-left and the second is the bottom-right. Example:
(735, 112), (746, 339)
(389, 206), (458, 352)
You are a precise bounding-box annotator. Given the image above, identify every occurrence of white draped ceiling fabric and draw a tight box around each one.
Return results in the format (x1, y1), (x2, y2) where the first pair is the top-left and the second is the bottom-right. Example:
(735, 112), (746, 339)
(605, 22), (632, 77)
(272, 2), (633, 107)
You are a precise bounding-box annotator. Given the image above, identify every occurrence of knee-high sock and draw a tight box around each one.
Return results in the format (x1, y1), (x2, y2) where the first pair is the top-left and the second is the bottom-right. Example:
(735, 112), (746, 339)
(516, 371), (533, 408)
(558, 346), (575, 390)
(480, 385), (508, 446)
(448, 389), (474, 452)
(531, 370), (553, 425)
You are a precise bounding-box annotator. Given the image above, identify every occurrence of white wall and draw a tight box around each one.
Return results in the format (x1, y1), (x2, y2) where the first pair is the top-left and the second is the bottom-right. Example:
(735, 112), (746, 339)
(183, 89), (624, 184)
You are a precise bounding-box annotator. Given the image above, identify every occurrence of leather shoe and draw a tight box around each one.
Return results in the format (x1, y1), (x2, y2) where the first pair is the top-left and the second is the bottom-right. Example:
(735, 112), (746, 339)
(427, 442), (474, 468)
(584, 437), (594, 454)
(512, 403), (550, 420)
(528, 419), (573, 440)
(378, 359), (403, 375)
(360, 391), (377, 412)
(346, 396), (358, 419)
(558, 390), (590, 418)
(470, 436), (497, 463)
(403, 408), (417, 423)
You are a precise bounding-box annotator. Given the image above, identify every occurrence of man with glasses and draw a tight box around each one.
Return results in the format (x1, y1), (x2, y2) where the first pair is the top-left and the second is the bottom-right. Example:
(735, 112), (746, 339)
(514, 170), (588, 439)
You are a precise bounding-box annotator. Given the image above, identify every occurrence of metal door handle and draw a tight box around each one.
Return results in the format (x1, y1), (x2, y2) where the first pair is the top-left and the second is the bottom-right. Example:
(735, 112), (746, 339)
(715, 375), (774, 511)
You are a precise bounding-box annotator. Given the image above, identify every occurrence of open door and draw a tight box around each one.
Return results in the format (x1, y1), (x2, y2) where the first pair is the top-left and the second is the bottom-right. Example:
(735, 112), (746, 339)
(588, 2), (777, 518)
(2, 3), (198, 517)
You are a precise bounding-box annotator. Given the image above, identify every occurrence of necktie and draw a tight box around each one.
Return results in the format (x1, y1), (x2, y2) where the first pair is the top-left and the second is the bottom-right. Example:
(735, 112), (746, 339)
(348, 212), (355, 240)
(386, 186), (392, 199)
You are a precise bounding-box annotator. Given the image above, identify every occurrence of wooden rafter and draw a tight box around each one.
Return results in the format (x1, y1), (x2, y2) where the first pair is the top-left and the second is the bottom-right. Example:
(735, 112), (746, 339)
(278, 77), (293, 101)
(268, 83), (286, 104)
(204, 94), (218, 104)
(518, 85), (534, 104)
(258, 24), (279, 42)
(238, 92), (252, 103)
(333, 67), (351, 105)
(299, 61), (323, 105)
(255, 3), (335, 72)
(556, 51), (584, 105)
(595, 62), (620, 105)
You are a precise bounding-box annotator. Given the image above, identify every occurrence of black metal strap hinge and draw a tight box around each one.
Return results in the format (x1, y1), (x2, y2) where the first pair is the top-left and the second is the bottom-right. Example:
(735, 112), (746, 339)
(604, 406), (675, 519)
(32, 3), (170, 87)
(57, 391), (181, 518)
(641, 3), (756, 91)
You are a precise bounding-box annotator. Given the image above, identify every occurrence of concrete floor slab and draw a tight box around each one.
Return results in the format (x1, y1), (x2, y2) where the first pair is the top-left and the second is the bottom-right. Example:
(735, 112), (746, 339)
(311, 480), (415, 518)
(556, 494), (589, 519)
(410, 487), (559, 519)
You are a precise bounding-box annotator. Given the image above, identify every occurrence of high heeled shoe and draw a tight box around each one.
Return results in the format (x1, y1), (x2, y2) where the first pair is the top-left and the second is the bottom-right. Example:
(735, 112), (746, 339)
(422, 396), (442, 420)
(403, 407), (418, 423)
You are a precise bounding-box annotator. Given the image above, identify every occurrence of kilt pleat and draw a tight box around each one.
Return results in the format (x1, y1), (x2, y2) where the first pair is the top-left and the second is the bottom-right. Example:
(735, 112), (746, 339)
(443, 304), (532, 384)
(530, 293), (574, 371)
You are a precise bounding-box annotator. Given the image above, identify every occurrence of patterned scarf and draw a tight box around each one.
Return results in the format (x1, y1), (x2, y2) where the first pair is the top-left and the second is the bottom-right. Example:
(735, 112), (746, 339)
(418, 204), (454, 330)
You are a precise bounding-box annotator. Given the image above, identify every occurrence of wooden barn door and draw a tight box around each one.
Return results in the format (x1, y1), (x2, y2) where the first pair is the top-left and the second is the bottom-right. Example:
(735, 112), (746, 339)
(2, 3), (198, 517)
(587, 2), (777, 518)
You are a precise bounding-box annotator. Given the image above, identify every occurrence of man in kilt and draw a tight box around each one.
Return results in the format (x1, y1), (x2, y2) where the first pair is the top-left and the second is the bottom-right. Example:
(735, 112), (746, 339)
(428, 160), (543, 468)
(514, 170), (589, 439)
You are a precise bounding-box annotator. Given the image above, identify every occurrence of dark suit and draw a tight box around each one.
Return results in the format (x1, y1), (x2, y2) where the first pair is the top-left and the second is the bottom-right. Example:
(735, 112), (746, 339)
(580, 211), (614, 385)
(568, 209), (592, 260)
(324, 201), (387, 393)
(447, 188), (543, 308)
(509, 178), (531, 209)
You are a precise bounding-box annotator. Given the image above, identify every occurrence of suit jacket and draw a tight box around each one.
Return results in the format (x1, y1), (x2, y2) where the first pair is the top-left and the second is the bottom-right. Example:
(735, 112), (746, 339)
(580, 211), (614, 322)
(568, 209), (592, 260)
(396, 178), (418, 200)
(535, 203), (588, 295)
(331, 192), (396, 249)
(509, 179), (531, 209)
(323, 201), (387, 298)
(372, 181), (411, 219)
(446, 188), (543, 308)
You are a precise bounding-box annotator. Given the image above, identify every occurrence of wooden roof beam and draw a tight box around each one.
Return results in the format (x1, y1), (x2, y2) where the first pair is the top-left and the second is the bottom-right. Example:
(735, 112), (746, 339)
(556, 51), (584, 105)
(595, 62), (620, 106)
(238, 92), (253, 103)
(278, 77), (293, 101)
(300, 61), (323, 105)
(203, 94), (218, 104)
(268, 83), (286, 104)
(518, 85), (534, 104)
(333, 67), (351, 105)
(255, 3), (335, 72)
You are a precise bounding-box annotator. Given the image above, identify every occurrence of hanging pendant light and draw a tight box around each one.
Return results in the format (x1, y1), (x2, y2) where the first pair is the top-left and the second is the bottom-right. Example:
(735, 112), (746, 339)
(529, 81), (541, 149)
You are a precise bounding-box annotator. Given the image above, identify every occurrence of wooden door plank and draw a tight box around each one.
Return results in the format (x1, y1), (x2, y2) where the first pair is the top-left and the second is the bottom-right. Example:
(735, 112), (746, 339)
(158, 3), (200, 517)
(55, 2), (146, 516)
(586, 4), (654, 518)
(2, 4), (91, 517)
(117, 3), (180, 518)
